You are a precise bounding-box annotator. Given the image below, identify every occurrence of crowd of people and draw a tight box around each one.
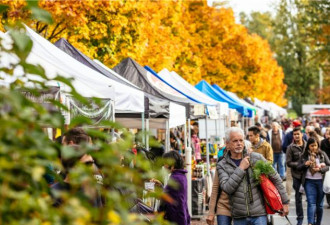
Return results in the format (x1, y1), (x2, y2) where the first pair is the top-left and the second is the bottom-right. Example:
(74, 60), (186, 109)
(206, 119), (330, 225)
(46, 117), (330, 225)
(47, 127), (191, 224)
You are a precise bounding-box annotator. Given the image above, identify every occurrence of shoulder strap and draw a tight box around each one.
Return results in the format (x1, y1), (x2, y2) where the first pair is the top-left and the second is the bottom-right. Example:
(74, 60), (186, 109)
(214, 185), (222, 213)
(214, 155), (225, 213)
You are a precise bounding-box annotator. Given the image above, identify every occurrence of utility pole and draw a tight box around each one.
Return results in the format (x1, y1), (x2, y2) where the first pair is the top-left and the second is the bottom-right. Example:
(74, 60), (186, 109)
(319, 67), (323, 104)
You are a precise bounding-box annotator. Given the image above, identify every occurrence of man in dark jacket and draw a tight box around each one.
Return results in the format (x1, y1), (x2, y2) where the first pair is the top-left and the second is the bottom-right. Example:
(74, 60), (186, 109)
(282, 120), (307, 199)
(321, 128), (330, 159)
(286, 127), (306, 225)
(267, 122), (286, 180)
(217, 127), (289, 224)
(282, 120), (307, 154)
(321, 128), (330, 207)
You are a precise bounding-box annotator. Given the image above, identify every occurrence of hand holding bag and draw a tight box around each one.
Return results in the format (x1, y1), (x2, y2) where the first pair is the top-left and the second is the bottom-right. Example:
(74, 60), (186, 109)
(323, 168), (330, 194)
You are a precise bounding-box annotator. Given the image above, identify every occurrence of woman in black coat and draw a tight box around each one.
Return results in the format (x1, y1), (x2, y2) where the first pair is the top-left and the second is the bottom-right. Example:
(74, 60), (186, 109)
(297, 137), (330, 225)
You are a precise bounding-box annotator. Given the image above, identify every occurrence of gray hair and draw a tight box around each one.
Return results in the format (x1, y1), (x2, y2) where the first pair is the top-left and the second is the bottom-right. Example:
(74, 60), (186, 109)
(244, 140), (252, 149)
(272, 121), (280, 129)
(225, 127), (245, 143)
(306, 126), (315, 131)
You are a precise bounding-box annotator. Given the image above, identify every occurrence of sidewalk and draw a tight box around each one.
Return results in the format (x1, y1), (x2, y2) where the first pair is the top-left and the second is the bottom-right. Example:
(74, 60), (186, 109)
(191, 214), (208, 225)
(190, 181), (330, 225)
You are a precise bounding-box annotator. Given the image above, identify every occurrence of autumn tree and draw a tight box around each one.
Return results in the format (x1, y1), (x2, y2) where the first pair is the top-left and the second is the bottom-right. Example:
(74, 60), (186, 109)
(241, 0), (329, 114)
(1, 0), (288, 106)
(180, 1), (287, 105)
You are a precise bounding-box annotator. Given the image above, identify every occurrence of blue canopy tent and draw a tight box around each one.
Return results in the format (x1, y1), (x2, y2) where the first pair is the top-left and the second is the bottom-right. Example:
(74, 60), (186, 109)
(195, 80), (248, 116)
(211, 84), (255, 118)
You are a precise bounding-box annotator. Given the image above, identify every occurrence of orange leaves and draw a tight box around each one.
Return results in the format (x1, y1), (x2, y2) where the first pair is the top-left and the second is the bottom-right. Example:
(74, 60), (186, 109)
(0, 0), (287, 106)
(184, 3), (287, 106)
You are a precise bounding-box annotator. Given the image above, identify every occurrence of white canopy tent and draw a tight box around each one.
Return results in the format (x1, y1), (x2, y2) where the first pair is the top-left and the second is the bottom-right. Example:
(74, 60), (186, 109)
(0, 32), (115, 125)
(24, 25), (145, 114)
(158, 69), (229, 116)
(155, 69), (231, 215)
(254, 98), (287, 121)
(157, 69), (229, 139)
(0, 31), (109, 99)
(143, 69), (187, 128)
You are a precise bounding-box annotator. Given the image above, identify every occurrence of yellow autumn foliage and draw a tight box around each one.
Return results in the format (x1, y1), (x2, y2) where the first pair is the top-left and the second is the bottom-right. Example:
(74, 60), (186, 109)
(0, 0), (287, 106)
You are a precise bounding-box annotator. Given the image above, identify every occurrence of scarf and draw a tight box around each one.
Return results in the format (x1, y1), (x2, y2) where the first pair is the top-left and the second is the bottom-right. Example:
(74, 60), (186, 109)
(309, 150), (318, 175)
(253, 138), (264, 149)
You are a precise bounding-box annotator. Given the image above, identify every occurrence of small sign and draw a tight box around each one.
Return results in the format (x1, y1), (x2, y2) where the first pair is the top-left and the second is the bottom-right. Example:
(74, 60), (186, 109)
(207, 106), (218, 119)
(145, 182), (155, 191)
(194, 104), (205, 116)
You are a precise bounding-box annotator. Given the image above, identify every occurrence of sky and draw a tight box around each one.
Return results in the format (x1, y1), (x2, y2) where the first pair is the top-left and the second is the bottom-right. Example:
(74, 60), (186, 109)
(208, 0), (279, 19)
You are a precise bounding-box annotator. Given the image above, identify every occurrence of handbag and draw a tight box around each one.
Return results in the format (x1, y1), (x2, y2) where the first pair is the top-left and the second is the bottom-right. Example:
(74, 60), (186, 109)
(323, 167), (330, 194)
(259, 174), (283, 214)
(254, 161), (292, 225)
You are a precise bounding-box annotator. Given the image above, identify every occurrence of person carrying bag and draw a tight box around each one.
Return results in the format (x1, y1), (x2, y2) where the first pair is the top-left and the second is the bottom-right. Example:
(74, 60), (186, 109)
(323, 167), (330, 194)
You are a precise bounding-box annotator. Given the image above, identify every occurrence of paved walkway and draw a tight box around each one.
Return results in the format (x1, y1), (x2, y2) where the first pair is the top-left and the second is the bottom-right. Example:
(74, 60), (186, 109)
(190, 182), (330, 225)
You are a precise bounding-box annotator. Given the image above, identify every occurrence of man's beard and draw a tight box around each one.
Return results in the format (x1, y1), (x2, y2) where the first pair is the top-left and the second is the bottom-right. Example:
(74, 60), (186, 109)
(234, 149), (243, 153)
(294, 138), (301, 143)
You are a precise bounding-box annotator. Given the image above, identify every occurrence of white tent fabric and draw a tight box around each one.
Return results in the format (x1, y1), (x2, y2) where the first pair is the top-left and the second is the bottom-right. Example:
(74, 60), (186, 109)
(159, 69), (218, 105)
(169, 102), (186, 128)
(169, 69), (229, 116)
(144, 70), (187, 127)
(268, 102), (287, 117)
(115, 102), (186, 129)
(93, 59), (140, 89)
(158, 69), (229, 116)
(24, 26), (145, 113)
(146, 70), (187, 100)
(0, 31), (107, 99)
(158, 68), (228, 115)
(115, 118), (167, 129)
(254, 98), (287, 119)
(254, 98), (270, 111)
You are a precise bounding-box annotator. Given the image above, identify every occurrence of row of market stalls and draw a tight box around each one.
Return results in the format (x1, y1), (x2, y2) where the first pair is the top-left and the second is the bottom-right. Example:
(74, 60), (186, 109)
(0, 25), (287, 217)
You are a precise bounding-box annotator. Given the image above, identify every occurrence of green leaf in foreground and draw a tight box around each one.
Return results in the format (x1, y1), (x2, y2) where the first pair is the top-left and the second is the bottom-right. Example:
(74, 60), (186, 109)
(252, 160), (275, 184)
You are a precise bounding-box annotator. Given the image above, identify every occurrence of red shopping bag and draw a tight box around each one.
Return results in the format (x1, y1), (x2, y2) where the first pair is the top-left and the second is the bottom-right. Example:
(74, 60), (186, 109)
(260, 174), (283, 214)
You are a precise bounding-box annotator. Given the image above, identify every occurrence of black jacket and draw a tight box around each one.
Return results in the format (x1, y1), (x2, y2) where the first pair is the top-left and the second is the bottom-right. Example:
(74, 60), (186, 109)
(321, 138), (330, 159)
(297, 150), (330, 186)
(286, 140), (307, 179)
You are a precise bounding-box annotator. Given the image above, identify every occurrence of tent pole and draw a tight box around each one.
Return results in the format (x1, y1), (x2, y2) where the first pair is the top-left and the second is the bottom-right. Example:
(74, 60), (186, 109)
(242, 116), (244, 132)
(141, 112), (145, 146)
(185, 119), (192, 216)
(188, 119), (191, 148)
(215, 118), (218, 137)
(184, 122), (187, 155)
(146, 118), (149, 150)
(166, 119), (170, 152)
(185, 145), (192, 217)
(206, 115), (210, 176)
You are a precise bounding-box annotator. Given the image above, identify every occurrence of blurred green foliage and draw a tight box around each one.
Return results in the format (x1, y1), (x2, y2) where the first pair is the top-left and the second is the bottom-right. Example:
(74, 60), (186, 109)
(0, 2), (171, 225)
(241, 0), (330, 115)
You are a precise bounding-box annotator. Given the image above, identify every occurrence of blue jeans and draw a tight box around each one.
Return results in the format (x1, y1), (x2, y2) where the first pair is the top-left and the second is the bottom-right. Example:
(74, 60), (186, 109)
(217, 215), (232, 225)
(293, 177), (304, 224)
(273, 152), (285, 178)
(304, 179), (324, 225)
(233, 216), (267, 225)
